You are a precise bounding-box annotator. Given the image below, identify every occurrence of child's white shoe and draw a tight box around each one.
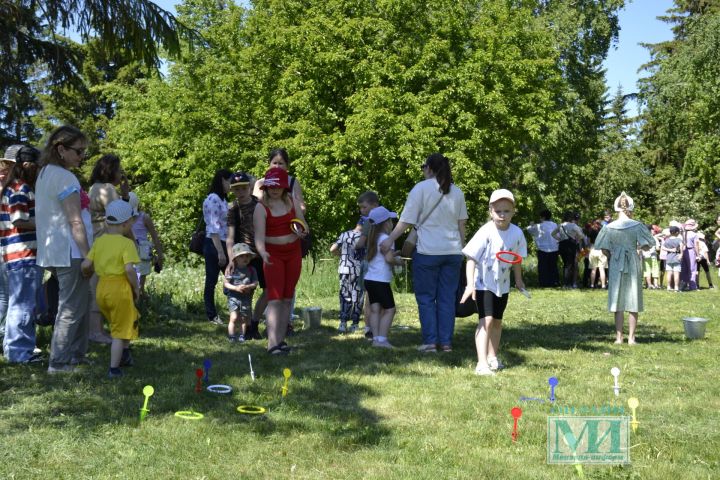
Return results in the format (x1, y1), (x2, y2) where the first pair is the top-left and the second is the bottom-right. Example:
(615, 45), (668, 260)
(488, 357), (505, 371)
(338, 322), (347, 333)
(474, 364), (495, 376)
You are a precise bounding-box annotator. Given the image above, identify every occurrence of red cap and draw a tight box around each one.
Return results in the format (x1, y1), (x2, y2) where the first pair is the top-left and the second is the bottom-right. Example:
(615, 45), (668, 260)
(262, 167), (290, 190)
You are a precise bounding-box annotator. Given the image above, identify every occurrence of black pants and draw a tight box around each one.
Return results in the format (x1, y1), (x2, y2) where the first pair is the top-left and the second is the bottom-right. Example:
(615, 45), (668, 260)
(558, 240), (578, 287)
(537, 250), (560, 287)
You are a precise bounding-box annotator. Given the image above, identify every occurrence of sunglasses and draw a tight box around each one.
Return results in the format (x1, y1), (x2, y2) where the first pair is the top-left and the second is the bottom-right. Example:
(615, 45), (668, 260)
(63, 145), (86, 157)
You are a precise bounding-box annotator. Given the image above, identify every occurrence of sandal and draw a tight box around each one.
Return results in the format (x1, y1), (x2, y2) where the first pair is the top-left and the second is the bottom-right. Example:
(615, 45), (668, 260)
(278, 341), (292, 352)
(267, 345), (289, 355)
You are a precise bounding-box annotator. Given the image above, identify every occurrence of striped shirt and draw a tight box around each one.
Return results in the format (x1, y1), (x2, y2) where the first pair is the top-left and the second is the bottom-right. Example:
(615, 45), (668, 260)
(0, 180), (37, 269)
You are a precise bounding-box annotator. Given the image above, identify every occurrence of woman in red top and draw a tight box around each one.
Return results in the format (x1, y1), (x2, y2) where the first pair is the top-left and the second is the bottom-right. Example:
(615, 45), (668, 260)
(253, 167), (309, 354)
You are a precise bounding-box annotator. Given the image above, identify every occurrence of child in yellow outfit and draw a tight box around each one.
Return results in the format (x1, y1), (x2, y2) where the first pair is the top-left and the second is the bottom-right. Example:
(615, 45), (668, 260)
(82, 199), (140, 379)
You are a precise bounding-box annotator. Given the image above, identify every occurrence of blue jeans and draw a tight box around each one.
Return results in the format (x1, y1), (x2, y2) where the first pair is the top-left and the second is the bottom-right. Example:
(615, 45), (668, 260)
(412, 252), (462, 346)
(3, 265), (41, 362)
(0, 262), (7, 339)
(203, 238), (226, 320)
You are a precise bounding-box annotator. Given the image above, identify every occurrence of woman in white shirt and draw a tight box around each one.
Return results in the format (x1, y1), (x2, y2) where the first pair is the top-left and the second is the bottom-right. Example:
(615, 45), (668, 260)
(381, 153), (468, 352)
(36, 126), (93, 374)
(551, 211), (585, 288)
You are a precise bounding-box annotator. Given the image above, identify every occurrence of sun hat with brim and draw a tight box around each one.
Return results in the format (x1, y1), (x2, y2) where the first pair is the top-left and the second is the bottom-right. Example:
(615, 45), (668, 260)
(105, 199), (135, 225)
(231, 242), (256, 261)
(262, 167), (289, 190)
(1, 145), (23, 163)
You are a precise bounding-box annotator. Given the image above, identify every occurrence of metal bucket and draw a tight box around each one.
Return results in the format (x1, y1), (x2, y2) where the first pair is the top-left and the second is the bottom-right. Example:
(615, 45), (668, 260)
(682, 317), (708, 339)
(302, 307), (322, 329)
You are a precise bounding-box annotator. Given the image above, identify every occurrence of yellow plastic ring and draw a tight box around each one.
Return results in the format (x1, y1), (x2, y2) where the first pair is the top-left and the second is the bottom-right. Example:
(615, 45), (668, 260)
(236, 405), (266, 415)
(290, 218), (308, 235)
(174, 410), (204, 420)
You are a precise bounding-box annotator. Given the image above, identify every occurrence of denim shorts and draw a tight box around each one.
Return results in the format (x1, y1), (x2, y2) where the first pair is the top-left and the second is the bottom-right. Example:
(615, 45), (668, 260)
(228, 296), (252, 317)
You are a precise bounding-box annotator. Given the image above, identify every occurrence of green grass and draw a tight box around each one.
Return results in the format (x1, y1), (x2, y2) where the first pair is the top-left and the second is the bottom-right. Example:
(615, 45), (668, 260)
(1, 259), (719, 479)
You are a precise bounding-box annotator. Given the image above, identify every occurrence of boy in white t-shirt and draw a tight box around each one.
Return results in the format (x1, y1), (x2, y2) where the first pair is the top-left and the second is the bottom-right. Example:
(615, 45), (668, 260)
(461, 189), (527, 376)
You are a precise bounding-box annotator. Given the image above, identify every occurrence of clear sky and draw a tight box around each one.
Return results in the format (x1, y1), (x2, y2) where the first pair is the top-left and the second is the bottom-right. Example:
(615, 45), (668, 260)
(152, 0), (677, 114)
(603, 0), (675, 113)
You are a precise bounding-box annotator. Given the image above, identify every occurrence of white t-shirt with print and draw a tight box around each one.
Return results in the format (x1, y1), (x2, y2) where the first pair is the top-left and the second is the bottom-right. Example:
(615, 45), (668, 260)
(398, 179), (468, 255)
(462, 222), (527, 296)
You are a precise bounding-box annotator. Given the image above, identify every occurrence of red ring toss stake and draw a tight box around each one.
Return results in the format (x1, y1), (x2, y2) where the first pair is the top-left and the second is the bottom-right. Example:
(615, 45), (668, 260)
(510, 407), (522, 442)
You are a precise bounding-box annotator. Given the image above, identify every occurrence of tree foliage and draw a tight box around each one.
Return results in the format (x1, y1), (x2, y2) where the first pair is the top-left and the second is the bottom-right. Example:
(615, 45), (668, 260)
(639, 1), (720, 228)
(104, 0), (624, 257)
(0, 0), (200, 145)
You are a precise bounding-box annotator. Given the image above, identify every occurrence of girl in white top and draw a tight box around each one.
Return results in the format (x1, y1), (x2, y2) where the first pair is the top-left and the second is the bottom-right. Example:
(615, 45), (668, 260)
(461, 189), (527, 376)
(364, 206), (403, 349)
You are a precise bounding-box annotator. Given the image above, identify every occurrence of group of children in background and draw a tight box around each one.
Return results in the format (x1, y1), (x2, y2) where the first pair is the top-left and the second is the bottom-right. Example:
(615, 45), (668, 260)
(330, 188), (527, 376)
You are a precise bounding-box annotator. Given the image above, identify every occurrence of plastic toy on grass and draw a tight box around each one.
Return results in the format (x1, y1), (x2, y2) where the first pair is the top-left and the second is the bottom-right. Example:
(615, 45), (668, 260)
(610, 367), (621, 397)
(510, 407), (522, 441)
(207, 384), (233, 394)
(174, 410), (204, 420)
(281, 368), (292, 397)
(195, 368), (203, 393)
(203, 359), (212, 383)
(628, 397), (640, 432)
(548, 377), (559, 402)
(248, 354), (255, 381)
(139, 385), (154, 422)
(237, 405), (266, 415)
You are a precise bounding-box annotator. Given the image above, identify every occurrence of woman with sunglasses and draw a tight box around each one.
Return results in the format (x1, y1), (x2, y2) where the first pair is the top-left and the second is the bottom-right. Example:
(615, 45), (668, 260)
(35, 126), (94, 373)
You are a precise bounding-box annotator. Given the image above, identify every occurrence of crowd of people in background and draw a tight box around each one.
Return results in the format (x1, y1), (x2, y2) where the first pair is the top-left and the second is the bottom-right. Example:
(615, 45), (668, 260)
(1, 125), (719, 378)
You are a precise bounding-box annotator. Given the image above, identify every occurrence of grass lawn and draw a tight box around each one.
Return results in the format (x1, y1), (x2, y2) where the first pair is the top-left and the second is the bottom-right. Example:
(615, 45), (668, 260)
(1, 259), (718, 479)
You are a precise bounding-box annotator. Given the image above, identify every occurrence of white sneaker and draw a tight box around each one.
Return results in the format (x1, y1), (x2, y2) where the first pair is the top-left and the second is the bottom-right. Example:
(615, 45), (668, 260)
(338, 322), (347, 333)
(372, 339), (394, 349)
(48, 364), (76, 374)
(417, 344), (437, 353)
(474, 364), (495, 376)
(488, 357), (505, 371)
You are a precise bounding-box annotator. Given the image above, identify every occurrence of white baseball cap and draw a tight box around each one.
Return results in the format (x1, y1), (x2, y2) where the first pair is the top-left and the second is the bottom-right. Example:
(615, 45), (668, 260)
(105, 199), (135, 224)
(489, 189), (515, 205)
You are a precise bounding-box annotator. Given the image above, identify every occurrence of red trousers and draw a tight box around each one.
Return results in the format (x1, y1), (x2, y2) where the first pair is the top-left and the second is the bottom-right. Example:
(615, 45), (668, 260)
(264, 240), (302, 300)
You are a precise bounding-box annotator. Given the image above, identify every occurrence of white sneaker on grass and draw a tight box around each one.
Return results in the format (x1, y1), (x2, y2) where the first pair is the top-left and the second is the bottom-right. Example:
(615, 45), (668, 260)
(488, 357), (505, 371)
(372, 338), (394, 349)
(474, 364), (495, 376)
(338, 322), (347, 333)
(417, 344), (437, 353)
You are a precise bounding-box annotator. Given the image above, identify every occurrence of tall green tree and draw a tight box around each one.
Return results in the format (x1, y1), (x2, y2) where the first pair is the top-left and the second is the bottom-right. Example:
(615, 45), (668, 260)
(0, 0), (199, 145)
(639, 1), (720, 227)
(106, 0), (625, 257)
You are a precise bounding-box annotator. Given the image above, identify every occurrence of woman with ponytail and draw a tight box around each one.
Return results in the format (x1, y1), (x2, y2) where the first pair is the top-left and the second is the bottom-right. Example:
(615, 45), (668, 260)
(594, 192), (655, 345)
(381, 153), (468, 352)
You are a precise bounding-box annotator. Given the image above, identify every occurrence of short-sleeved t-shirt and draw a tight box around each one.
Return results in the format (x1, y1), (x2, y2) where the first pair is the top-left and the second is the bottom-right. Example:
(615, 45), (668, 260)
(35, 164), (83, 267)
(664, 237), (682, 264)
(226, 265), (258, 300)
(462, 222), (527, 296)
(227, 198), (258, 249)
(87, 234), (140, 276)
(398, 179), (468, 255)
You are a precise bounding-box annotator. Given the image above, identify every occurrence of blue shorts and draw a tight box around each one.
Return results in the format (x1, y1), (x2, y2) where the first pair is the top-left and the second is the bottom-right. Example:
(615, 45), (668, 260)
(228, 296), (252, 317)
